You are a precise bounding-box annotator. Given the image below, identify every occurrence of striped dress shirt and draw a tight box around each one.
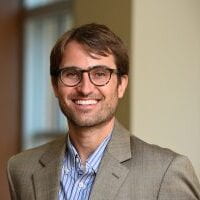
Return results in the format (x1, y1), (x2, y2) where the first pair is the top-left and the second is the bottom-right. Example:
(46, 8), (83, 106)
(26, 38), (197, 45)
(58, 134), (112, 200)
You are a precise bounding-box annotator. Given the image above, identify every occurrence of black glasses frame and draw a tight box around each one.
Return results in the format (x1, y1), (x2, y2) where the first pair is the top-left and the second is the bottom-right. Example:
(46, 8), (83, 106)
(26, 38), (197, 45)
(51, 65), (119, 87)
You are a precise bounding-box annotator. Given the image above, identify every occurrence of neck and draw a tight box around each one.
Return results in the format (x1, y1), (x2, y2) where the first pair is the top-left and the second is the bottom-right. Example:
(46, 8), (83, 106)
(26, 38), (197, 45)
(67, 118), (115, 164)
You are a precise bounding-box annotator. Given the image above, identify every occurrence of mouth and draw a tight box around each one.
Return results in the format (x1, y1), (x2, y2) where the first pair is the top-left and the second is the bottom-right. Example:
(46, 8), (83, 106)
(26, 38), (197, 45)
(73, 99), (99, 105)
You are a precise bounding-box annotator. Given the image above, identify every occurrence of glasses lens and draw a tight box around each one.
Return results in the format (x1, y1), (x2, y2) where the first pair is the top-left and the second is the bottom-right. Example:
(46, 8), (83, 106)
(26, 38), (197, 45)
(90, 67), (111, 85)
(61, 68), (80, 86)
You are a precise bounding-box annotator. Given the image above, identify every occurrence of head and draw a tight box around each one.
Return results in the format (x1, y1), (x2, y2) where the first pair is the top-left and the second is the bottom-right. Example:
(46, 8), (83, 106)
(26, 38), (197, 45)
(50, 23), (129, 84)
(50, 23), (129, 128)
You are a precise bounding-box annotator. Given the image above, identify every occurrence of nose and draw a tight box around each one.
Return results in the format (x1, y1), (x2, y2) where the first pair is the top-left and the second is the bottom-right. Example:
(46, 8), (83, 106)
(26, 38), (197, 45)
(76, 72), (95, 95)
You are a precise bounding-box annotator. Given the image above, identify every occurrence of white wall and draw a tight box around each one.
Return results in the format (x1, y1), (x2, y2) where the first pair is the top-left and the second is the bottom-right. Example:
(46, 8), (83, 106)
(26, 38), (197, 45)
(132, 0), (200, 179)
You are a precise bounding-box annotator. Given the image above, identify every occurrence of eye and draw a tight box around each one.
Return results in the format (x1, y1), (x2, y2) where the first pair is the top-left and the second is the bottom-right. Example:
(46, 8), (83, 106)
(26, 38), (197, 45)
(92, 68), (108, 78)
(62, 69), (79, 79)
(95, 71), (106, 77)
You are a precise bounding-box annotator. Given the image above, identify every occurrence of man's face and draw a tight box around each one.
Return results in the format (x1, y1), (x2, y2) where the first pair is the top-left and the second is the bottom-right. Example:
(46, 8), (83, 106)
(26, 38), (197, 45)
(53, 41), (128, 127)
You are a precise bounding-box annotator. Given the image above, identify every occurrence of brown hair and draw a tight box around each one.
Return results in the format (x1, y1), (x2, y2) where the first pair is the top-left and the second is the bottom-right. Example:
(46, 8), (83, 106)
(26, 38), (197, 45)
(50, 23), (129, 82)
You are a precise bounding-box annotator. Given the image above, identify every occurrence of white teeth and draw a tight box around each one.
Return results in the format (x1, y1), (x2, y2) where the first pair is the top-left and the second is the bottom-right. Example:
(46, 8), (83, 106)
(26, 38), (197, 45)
(75, 100), (98, 105)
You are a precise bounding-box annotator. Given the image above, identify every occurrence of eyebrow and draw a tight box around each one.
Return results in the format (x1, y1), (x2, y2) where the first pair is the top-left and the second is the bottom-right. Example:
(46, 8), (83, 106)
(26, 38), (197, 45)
(59, 65), (115, 70)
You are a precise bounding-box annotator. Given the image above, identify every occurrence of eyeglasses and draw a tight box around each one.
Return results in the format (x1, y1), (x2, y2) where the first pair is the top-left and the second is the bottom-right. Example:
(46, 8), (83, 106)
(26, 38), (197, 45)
(52, 65), (118, 87)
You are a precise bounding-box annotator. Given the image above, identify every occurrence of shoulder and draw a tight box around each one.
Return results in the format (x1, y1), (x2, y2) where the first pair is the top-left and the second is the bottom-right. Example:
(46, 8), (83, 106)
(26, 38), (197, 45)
(129, 135), (189, 172)
(131, 135), (178, 160)
(8, 136), (66, 171)
(128, 136), (200, 198)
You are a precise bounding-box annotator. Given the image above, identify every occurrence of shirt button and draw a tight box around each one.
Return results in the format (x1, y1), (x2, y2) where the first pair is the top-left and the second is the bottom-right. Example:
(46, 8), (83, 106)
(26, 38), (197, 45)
(78, 170), (83, 176)
(64, 168), (70, 174)
(80, 165), (85, 171)
(79, 182), (85, 189)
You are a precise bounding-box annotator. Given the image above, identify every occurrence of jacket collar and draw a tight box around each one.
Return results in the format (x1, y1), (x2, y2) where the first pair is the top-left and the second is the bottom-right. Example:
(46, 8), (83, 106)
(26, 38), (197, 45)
(90, 120), (132, 200)
(33, 136), (66, 200)
(107, 119), (132, 162)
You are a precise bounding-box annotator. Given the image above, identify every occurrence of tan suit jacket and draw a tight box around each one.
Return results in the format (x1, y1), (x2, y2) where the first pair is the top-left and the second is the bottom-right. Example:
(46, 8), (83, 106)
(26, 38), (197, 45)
(7, 121), (200, 200)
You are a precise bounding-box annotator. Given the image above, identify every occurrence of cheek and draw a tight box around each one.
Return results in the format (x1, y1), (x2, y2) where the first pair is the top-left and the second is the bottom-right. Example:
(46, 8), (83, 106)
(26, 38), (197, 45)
(104, 85), (119, 100)
(55, 87), (70, 101)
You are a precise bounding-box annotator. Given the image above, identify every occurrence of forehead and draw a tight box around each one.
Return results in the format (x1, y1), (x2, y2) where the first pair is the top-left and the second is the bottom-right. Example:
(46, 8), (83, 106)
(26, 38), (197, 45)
(60, 41), (116, 69)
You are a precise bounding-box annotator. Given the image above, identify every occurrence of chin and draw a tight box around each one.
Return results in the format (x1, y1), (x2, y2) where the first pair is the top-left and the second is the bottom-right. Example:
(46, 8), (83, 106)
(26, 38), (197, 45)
(68, 114), (114, 128)
(70, 119), (103, 128)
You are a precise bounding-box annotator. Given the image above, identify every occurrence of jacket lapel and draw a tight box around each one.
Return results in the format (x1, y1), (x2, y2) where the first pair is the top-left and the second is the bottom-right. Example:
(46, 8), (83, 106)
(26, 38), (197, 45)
(90, 120), (132, 200)
(33, 137), (66, 200)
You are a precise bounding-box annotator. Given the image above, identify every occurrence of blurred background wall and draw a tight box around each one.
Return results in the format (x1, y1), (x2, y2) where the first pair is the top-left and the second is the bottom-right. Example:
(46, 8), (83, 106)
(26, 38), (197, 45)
(0, 1), (21, 199)
(132, 0), (200, 180)
(0, 0), (199, 199)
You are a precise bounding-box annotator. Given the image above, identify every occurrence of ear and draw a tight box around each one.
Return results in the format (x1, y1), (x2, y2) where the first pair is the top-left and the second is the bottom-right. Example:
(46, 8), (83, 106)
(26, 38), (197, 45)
(118, 75), (128, 98)
(51, 77), (59, 97)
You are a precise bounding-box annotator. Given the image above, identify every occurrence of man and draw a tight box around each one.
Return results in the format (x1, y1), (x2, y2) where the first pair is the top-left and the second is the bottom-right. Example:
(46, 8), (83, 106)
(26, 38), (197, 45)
(7, 23), (200, 200)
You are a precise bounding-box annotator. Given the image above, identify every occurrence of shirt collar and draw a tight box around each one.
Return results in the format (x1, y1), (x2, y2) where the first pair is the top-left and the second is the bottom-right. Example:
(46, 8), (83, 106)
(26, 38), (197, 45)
(66, 133), (112, 173)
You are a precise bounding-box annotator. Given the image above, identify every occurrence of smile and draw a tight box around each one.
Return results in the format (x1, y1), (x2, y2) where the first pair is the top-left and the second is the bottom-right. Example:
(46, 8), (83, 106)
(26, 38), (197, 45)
(74, 99), (98, 105)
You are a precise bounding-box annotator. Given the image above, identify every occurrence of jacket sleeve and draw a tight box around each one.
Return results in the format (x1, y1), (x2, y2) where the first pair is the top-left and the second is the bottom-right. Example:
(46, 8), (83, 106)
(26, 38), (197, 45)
(7, 158), (17, 200)
(158, 155), (200, 200)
